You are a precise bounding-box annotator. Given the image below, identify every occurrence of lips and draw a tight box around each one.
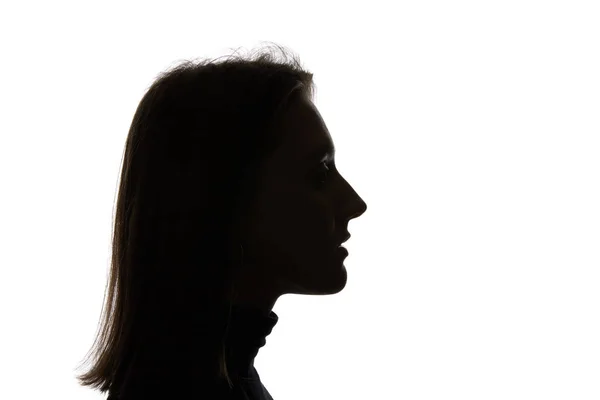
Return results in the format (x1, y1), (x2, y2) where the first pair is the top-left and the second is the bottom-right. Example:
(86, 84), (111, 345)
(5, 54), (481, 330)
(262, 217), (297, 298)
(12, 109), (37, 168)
(333, 233), (350, 255)
(337, 232), (351, 247)
(337, 246), (349, 257)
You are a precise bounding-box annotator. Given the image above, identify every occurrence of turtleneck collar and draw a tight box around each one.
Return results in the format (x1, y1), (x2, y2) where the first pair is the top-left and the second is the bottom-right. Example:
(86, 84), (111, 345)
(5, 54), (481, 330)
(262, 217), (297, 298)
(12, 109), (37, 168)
(223, 304), (279, 379)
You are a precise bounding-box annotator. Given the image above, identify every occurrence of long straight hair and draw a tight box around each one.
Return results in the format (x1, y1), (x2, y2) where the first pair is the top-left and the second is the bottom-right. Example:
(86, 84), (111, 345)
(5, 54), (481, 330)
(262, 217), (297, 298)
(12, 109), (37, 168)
(74, 43), (315, 397)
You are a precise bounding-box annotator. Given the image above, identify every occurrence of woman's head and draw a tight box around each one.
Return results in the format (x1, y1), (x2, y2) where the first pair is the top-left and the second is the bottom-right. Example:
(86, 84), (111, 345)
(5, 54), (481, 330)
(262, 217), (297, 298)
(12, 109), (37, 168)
(231, 89), (367, 313)
(74, 43), (366, 395)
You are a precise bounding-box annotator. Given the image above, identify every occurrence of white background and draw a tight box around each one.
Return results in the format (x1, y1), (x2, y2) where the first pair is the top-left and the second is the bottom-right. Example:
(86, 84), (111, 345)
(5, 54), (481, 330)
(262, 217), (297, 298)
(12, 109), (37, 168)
(1, 1), (599, 399)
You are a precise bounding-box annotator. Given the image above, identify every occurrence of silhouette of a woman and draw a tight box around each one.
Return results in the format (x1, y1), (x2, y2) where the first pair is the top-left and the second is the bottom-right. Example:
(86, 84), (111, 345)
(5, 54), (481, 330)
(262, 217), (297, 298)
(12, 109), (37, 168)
(74, 43), (367, 400)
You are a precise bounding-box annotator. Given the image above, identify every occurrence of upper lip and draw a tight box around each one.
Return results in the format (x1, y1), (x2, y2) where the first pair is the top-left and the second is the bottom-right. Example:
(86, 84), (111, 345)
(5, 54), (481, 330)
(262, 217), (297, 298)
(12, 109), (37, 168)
(338, 233), (351, 246)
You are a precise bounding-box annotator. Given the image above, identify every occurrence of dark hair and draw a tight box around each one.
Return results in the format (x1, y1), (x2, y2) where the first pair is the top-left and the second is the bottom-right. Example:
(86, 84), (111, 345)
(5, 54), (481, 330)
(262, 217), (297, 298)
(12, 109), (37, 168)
(74, 43), (315, 397)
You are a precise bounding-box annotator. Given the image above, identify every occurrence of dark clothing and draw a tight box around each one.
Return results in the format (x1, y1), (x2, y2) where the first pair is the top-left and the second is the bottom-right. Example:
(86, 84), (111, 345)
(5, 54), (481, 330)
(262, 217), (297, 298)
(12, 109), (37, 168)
(220, 305), (279, 400)
(107, 305), (279, 400)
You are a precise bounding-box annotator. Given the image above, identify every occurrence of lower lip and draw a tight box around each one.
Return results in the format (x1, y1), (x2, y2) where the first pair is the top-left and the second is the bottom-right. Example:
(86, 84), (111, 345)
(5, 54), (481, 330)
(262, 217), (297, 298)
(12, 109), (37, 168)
(337, 246), (349, 257)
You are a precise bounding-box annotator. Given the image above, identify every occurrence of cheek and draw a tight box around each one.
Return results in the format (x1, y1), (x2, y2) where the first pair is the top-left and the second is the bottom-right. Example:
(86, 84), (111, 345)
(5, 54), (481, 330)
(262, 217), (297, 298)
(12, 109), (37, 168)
(282, 194), (334, 250)
(248, 188), (334, 260)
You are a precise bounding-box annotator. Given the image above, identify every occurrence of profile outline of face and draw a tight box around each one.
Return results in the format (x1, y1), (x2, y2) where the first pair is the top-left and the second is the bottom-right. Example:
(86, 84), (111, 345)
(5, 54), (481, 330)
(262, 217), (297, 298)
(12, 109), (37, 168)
(230, 94), (367, 310)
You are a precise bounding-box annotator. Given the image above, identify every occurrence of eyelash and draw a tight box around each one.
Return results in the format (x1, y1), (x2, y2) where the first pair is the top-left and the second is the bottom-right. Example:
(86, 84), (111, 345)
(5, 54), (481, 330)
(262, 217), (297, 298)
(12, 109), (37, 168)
(315, 162), (330, 187)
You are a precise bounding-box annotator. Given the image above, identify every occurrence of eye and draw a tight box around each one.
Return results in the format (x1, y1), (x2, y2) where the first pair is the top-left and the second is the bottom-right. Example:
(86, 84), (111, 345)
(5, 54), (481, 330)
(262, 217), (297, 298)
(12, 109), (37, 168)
(314, 162), (330, 188)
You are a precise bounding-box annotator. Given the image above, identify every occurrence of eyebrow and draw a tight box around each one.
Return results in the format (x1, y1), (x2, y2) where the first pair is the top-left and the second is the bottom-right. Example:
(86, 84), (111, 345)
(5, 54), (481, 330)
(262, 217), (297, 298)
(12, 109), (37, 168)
(306, 143), (336, 163)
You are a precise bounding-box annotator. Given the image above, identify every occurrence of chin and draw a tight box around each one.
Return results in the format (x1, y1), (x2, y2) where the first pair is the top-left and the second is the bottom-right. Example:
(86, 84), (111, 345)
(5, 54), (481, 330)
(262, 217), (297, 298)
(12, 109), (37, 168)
(315, 266), (348, 295)
(330, 274), (348, 294)
(288, 260), (348, 295)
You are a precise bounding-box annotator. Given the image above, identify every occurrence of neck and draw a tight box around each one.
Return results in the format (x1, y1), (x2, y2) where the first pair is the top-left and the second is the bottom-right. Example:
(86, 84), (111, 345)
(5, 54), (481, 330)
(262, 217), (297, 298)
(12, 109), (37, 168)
(228, 272), (280, 318)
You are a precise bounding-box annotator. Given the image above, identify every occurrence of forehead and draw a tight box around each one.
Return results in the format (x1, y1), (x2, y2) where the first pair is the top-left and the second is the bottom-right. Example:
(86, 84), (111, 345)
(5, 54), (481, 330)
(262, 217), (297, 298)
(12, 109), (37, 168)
(273, 96), (335, 164)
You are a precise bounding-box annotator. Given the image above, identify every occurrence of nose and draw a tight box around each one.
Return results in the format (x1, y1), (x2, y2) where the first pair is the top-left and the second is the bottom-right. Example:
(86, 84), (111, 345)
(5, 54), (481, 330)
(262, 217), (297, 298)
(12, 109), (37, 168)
(348, 195), (367, 221)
